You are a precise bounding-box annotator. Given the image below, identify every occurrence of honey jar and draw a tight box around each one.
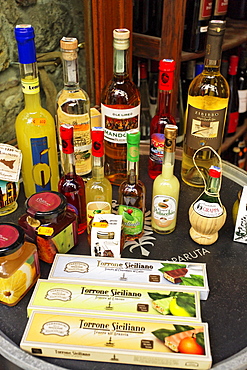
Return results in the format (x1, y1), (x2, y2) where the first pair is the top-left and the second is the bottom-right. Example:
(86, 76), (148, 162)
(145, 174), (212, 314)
(0, 223), (40, 306)
(18, 191), (78, 264)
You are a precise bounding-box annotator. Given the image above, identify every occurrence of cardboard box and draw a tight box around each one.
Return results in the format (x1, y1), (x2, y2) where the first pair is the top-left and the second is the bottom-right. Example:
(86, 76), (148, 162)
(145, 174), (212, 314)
(49, 255), (209, 300)
(27, 279), (201, 323)
(21, 311), (212, 369)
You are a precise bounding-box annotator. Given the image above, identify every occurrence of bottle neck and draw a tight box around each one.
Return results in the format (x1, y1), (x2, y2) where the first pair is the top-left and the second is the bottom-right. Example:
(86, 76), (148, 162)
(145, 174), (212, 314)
(61, 151), (76, 177)
(92, 155), (104, 179)
(19, 62), (41, 109)
(113, 47), (129, 76)
(127, 160), (139, 185)
(62, 51), (79, 89)
(206, 176), (221, 195)
(161, 140), (175, 179)
(157, 89), (172, 115)
(203, 32), (224, 74)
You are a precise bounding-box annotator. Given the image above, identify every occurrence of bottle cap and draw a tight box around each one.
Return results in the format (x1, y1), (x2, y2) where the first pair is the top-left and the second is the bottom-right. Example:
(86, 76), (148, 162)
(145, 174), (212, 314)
(0, 223), (24, 256)
(140, 61), (148, 79)
(127, 129), (140, 145)
(164, 124), (178, 140)
(15, 24), (36, 64)
(91, 127), (104, 157)
(60, 37), (78, 50)
(26, 191), (67, 220)
(208, 20), (226, 36)
(209, 165), (221, 178)
(159, 59), (176, 72)
(228, 55), (239, 76)
(60, 124), (74, 154)
(113, 29), (130, 50)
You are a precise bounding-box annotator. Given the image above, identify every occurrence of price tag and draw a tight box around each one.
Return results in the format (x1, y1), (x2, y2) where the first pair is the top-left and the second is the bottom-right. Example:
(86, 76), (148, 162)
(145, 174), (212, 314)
(92, 222), (108, 228)
(37, 226), (54, 236)
(32, 118), (47, 126)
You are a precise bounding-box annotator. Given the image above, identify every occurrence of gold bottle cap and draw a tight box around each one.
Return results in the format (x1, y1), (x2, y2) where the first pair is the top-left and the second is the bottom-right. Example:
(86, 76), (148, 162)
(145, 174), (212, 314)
(164, 124), (178, 140)
(60, 37), (78, 50)
(113, 29), (130, 50)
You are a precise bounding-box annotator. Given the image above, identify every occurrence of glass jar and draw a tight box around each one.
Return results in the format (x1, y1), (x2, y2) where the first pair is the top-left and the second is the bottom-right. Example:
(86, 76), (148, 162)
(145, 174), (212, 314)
(18, 191), (78, 264)
(0, 223), (40, 306)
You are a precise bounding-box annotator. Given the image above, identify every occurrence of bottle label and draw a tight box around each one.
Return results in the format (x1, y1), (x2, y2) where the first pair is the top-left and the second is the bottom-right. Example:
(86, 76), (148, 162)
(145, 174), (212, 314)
(186, 104), (226, 150)
(199, 0), (213, 20)
(21, 78), (40, 94)
(214, 0), (228, 15)
(86, 201), (111, 226)
(193, 199), (223, 217)
(152, 195), (177, 228)
(57, 108), (92, 176)
(158, 71), (174, 91)
(150, 133), (164, 164)
(101, 104), (140, 144)
(118, 205), (143, 236)
(238, 89), (247, 113)
(227, 111), (239, 134)
(30, 136), (52, 192)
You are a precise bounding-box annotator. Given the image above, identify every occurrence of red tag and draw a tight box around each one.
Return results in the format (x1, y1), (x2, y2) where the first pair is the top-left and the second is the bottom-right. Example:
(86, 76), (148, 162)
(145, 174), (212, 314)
(60, 124), (74, 154)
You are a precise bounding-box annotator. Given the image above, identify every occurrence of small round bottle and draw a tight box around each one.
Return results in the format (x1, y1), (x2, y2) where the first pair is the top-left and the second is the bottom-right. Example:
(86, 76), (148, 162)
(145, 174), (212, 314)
(0, 223), (40, 306)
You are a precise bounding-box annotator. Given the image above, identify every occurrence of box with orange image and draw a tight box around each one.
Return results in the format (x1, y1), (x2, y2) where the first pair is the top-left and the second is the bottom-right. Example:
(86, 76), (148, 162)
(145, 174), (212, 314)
(20, 311), (212, 369)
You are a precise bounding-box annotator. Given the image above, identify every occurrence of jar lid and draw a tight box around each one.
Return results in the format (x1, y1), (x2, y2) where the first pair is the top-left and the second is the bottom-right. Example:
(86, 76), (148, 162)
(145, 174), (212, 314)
(26, 191), (67, 220)
(0, 223), (24, 256)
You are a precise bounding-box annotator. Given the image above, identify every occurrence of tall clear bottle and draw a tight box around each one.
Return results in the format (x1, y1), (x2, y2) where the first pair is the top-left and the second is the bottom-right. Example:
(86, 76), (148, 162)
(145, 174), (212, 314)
(148, 59), (176, 179)
(85, 128), (112, 230)
(58, 124), (87, 234)
(139, 60), (151, 140)
(14, 25), (59, 198)
(151, 125), (180, 234)
(181, 20), (229, 187)
(118, 130), (146, 240)
(101, 29), (141, 186)
(56, 37), (91, 177)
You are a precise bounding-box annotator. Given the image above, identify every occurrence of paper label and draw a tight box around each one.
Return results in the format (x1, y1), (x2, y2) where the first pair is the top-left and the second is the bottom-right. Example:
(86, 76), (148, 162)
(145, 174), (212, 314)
(152, 195), (177, 228)
(118, 205), (143, 236)
(234, 186), (247, 244)
(0, 144), (22, 182)
(21, 78), (40, 94)
(193, 199), (223, 218)
(150, 133), (164, 163)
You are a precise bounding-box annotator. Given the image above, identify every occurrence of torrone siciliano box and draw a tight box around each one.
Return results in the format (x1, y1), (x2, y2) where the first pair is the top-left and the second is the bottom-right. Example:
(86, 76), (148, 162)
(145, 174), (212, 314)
(20, 311), (212, 369)
(48, 254), (209, 300)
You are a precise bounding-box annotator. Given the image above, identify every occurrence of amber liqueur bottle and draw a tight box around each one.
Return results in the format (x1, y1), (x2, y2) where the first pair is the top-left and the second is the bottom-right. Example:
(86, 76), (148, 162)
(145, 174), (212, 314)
(148, 59), (176, 179)
(101, 29), (141, 186)
(118, 130), (146, 240)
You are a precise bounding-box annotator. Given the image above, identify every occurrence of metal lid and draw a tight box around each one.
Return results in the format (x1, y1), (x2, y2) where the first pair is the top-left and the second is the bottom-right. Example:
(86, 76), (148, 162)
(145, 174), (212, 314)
(164, 124), (178, 140)
(208, 20), (226, 36)
(26, 191), (67, 220)
(15, 24), (36, 64)
(0, 223), (24, 256)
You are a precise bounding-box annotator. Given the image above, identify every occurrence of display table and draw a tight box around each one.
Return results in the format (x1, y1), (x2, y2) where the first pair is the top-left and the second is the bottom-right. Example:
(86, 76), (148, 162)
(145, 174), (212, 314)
(0, 155), (247, 370)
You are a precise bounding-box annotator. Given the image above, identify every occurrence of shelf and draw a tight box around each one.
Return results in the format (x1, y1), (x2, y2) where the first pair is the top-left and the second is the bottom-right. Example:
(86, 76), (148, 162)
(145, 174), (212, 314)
(133, 19), (247, 62)
(222, 120), (247, 152)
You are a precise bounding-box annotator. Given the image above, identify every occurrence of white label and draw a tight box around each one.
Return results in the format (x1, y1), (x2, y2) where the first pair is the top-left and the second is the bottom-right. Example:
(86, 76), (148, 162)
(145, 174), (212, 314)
(64, 261), (89, 273)
(0, 144), (22, 182)
(200, 26), (208, 33)
(45, 288), (72, 301)
(238, 89), (247, 113)
(193, 200), (223, 218)
(41, 321), (70, 336)
(152, 195), (177, 228)
(101, 104), (140, 144)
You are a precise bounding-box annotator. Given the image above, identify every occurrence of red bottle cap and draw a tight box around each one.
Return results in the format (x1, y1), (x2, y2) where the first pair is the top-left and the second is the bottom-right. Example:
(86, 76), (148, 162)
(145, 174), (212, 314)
(91, 127), (104, 157)
(228, 55), (239, 76)
(60, 124), (74, 154)
(158, 59), (176, 91)
(209, 165), (221, 178)
(159, 59), (176, 72)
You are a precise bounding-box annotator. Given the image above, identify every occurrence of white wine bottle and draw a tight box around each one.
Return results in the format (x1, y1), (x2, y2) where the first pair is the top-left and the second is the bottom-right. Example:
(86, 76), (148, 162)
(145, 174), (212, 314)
(181, 20), (229, 187)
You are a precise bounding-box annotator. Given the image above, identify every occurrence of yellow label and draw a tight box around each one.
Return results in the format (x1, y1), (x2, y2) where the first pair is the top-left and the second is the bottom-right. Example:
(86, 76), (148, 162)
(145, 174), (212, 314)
(37, 226), (54, 236)
(92, 222), (108, 228)
(32, 118), (47, 126)
(21, 78), (40, 95)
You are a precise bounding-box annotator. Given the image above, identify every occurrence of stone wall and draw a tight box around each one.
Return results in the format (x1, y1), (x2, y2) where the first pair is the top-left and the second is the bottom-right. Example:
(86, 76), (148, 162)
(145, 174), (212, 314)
(0, 0), (86, 143)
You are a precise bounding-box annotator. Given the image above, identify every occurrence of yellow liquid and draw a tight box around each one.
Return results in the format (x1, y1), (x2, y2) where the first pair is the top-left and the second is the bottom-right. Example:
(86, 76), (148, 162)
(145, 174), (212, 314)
(182, 92), (229, 187)
(15, 89), (59, 198)
(151, 163), (180, 234)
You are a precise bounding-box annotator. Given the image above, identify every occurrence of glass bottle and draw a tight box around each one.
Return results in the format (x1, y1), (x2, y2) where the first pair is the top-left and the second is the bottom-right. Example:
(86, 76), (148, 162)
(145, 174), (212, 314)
(211, 0), (228, 20)
(56, 37), (91, 177)
(58, 124), (87, 234)
(101, 29), (141, 186)
(151, 125), (180, 234)
(183, 0), (213, 53)
(181, 20), (229, 187)
(148, 59), (176, 179)
(14, 25), (59, 198)
(237, 45), (247, 127)
(225, 55), (239, 137)
(85, 127), (112, 230)
(118, 130), (146, 240)
(139, 60), (151, 140)
(189, 165), (226, 245)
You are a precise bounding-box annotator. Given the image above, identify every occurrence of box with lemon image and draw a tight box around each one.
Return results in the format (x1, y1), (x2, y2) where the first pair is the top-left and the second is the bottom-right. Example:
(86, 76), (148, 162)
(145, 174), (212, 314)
(27, 279), (201, 323)
(20, 311), (212, 369)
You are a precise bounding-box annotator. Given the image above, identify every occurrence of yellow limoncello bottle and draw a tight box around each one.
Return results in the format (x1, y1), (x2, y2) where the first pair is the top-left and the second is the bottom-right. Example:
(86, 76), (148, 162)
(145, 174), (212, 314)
(14, 25), (59, 198)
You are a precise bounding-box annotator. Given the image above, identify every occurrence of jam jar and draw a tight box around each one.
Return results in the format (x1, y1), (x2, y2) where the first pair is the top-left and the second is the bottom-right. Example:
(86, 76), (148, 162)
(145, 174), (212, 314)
(0, 223), (40, 306)
(18, 191), (78, 264)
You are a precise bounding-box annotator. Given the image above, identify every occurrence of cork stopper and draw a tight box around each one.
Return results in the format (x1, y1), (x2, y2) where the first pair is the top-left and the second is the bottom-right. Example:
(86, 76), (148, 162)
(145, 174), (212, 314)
(113, 29), (130, 50)
(60, 37), (78, 50)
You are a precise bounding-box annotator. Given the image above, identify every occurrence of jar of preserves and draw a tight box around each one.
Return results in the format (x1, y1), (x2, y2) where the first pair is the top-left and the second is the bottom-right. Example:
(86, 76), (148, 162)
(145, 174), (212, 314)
(18, 191), (78, 264)
(0, 223), (39, 306)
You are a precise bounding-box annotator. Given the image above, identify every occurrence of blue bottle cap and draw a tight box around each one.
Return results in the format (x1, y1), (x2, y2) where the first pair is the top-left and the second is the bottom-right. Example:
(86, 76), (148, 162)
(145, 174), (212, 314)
(15, 24), (36, 64)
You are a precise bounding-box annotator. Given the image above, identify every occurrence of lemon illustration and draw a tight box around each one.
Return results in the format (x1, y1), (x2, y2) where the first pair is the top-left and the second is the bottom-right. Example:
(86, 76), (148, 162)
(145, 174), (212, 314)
(0, 263), (35, 305)
(169, 297), (192, 317)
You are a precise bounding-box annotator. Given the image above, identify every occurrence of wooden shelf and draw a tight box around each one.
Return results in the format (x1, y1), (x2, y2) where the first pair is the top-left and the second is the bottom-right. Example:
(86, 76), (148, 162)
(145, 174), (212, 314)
(133, 19), (247, 62)
(222, 120), (247, 152)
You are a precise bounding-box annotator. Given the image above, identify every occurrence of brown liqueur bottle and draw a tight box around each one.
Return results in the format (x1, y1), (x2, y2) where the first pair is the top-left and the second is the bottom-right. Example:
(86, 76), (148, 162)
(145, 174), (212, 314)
(101, 29), (141, 186)
(118, 130), (146, 240)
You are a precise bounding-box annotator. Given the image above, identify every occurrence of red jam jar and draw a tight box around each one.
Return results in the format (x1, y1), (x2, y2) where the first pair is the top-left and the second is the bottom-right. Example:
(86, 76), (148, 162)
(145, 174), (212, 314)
(18, 191), (78, 264)
(0, 223), (40, 306)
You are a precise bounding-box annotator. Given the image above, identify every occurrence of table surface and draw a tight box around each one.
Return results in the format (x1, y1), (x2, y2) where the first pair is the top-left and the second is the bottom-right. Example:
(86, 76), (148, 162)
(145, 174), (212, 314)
(0, 155), (247, 370)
